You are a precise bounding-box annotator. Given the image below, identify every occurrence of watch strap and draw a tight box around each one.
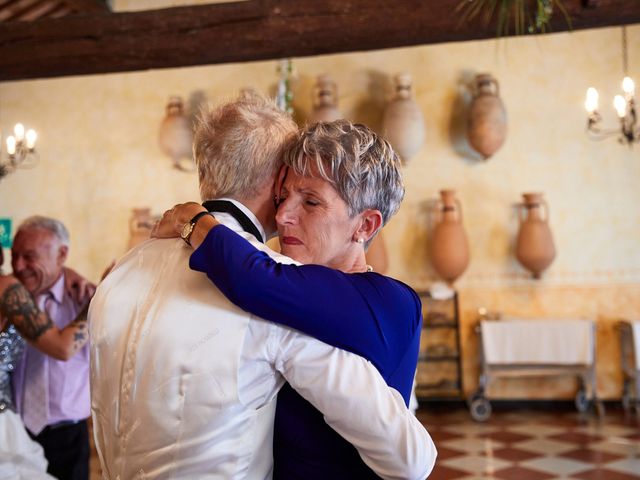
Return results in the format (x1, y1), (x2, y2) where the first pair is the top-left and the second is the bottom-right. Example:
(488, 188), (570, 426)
(182, 211), (210, 246)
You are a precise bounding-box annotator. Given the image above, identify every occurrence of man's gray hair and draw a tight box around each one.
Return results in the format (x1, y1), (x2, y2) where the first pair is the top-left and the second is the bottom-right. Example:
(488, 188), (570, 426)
(282, 120), (405, 242)
(195, 92), (298, 201)
(17, 215), (70, 246)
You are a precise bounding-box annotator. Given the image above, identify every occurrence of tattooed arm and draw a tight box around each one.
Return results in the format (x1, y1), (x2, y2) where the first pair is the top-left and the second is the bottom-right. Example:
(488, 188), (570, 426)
(0, 276), (89, 361)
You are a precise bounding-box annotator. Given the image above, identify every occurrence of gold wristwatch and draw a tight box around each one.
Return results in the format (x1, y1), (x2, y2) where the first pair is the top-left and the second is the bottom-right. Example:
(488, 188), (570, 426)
(181, 211), (209, 246)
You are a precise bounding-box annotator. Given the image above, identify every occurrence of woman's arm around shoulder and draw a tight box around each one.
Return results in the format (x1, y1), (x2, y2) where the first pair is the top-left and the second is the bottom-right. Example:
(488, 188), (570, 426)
(191, 225), (422, 365)
(0, 275), (89, 360)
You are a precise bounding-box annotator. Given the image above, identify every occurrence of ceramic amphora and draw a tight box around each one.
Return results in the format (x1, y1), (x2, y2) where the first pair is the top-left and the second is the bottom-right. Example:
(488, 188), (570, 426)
(430, 189), (470, 283)
(382, 73), (425, 164)
(516, 192), (556, 278)
(467, 73), (507, 159)
(158, 96), (193, 169)
(308, 74), (342, 124)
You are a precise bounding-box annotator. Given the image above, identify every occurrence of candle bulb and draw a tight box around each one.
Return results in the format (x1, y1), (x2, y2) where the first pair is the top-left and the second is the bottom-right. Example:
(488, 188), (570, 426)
(6, 135), (16, 155)
(622, 76), (635, 97)
(585, 87), (599, 114)
(26, 129), (37, 149)
(614, 95), (627, 118)
(13, 123), (24, 141)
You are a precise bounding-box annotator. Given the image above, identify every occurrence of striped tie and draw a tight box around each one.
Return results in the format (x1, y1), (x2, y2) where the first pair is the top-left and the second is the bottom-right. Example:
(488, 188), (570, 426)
(22, 292), (53, 435)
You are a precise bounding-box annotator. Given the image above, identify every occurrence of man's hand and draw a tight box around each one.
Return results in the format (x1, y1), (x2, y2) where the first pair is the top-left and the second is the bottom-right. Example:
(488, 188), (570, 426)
(151, 202), (207, 239)
(64, 267), (96, 305)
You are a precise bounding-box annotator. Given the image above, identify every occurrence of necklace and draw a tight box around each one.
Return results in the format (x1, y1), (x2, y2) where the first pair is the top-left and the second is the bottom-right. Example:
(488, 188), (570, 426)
(366, 265), (374, 273)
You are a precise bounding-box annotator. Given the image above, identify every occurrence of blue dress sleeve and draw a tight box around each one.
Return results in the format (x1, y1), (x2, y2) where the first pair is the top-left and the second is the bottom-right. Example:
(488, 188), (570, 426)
(189, 224), (422, 379)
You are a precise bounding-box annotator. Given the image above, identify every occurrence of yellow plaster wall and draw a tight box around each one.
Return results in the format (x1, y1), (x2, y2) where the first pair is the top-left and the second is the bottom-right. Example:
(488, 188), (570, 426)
(1, 26), (639, 399)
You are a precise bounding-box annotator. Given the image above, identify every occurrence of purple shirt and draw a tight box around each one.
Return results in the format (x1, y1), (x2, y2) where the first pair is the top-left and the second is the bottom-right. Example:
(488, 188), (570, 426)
(12, 273), (90, 425)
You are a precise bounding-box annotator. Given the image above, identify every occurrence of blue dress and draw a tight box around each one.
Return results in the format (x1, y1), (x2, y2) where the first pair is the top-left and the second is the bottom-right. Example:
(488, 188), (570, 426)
(190, 225), (423, 479)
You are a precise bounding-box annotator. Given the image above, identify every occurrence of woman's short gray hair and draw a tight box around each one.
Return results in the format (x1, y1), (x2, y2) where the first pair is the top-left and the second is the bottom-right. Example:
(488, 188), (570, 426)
(282, 120), (405, 233)
(17, 215), (70, 246)
(195, 92), (298, 201)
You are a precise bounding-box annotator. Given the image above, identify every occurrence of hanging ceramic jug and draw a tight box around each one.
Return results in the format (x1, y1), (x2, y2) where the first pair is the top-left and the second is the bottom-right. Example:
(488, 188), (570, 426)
(158, 96), (193, 170)
(127, 207), (153, 251)
(516, 193), (556, 278)
(365, 231), (388, 274)
(382, 73), (425, 165)
(430, 190), (470, 284)
(308, 74), (342, 124)
(467, 73), (507, 159)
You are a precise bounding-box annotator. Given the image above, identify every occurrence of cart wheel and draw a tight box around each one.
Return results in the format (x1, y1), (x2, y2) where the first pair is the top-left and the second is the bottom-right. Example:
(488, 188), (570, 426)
(466, 389), (485, 408)
(575, 389), (590, 413)
(469, 396), (492, 422)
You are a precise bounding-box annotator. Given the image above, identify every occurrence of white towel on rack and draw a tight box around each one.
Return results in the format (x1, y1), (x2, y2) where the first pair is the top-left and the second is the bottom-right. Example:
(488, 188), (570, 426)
(632, 321), (640, 370)
(481, 319), (594, 365)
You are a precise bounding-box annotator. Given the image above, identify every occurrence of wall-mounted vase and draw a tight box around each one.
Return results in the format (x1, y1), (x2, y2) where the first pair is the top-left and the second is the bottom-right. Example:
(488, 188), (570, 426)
(308, 74), (342, 124)
(467, 73), (507, 159)
(430, 189), (470, 284)
(382, 73), (425, 164)
(516, 192), (556, 278)
(158, 96), (193, 170)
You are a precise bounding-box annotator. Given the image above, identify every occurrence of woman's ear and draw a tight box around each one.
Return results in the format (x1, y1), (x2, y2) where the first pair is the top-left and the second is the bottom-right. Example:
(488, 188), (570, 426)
(355, 209), (383, 243)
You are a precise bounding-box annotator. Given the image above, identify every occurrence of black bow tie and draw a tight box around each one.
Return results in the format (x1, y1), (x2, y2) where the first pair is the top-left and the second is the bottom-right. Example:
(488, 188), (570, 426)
(202, 200), (264, 243)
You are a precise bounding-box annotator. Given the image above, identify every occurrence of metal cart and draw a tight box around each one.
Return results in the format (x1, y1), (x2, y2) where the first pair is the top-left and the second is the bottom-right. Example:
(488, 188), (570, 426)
(468, 310), (603, 422)
(619, 320), (640, 413)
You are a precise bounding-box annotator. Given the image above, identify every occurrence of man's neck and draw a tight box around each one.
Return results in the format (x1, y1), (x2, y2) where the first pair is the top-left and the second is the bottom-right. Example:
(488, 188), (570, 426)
(35, 270), (64, 298)
(233, 194), (276, 239)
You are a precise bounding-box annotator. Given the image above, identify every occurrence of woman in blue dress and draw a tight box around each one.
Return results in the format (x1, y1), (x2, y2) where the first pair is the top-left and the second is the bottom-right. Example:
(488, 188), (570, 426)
(153, 120), (431, 479)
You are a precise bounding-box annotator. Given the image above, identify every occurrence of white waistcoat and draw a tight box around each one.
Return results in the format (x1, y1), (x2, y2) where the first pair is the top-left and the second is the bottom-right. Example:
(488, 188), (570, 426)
(90, 237), (274, 479)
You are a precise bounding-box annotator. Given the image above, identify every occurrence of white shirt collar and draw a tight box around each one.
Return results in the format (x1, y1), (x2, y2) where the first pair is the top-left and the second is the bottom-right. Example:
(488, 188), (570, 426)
(211, 197), (267, 243)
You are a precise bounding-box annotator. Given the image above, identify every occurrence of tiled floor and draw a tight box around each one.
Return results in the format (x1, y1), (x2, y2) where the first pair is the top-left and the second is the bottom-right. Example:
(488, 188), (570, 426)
(89, 404), (640, 479)
(416, 404), (640, 480)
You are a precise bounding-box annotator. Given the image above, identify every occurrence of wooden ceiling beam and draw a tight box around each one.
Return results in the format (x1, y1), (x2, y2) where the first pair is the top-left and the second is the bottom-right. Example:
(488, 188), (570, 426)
(61, 0), (109, 13)
(0, 0), (41, 21)
(0, 0), (638, 81)
(11, 0), (64, 21)
(48, 4), (72, 18)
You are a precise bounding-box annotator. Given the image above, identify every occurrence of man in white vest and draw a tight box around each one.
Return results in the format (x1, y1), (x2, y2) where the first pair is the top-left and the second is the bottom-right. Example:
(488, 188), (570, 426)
(89, 93), (435, 479)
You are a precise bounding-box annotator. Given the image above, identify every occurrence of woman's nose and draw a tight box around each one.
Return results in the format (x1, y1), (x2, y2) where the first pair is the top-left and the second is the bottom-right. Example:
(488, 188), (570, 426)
(275, 198), (296, 225)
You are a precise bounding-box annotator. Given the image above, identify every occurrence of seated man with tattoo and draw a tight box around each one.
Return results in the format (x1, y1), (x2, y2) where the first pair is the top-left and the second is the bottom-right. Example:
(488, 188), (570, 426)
(4, 216), (93, 480)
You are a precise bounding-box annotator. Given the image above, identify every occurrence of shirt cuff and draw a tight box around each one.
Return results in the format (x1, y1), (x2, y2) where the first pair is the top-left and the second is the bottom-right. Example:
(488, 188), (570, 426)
(188, 224), (229, 273)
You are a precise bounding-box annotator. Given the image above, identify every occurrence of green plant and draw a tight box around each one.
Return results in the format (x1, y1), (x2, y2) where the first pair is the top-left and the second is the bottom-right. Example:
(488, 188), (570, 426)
(456, 0), (572, 36)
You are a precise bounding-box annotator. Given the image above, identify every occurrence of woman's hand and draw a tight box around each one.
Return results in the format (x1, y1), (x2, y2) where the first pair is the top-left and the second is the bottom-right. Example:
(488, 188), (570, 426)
(151, 202), (207, 239)
(64, 267), (96, 305)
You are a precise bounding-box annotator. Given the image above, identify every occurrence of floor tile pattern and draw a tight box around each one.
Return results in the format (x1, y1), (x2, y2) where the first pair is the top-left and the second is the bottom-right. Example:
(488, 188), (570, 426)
(89, 405), (639, 479)
(417, 405), (640, 480)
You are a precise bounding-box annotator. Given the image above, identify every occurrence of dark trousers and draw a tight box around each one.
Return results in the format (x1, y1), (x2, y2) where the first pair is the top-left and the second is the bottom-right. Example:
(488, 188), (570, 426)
(29, 420), (89, 480)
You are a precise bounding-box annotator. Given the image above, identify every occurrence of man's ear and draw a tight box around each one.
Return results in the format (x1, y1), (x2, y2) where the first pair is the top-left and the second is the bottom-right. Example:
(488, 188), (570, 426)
(57, 244), (69, 266)
(355, 209), (383, 243)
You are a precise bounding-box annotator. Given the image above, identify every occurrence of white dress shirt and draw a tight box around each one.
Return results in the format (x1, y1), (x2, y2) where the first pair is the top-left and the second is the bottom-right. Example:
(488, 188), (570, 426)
(89, 205), (436, 480)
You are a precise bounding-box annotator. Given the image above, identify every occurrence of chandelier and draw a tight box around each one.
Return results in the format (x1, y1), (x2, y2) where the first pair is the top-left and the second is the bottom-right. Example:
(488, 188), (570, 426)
(584, 26), (638, 145)
(1, 123), (38, 179)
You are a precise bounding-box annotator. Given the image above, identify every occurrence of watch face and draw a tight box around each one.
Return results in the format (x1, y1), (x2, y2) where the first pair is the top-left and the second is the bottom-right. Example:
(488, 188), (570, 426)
(181, 222), (193, 240)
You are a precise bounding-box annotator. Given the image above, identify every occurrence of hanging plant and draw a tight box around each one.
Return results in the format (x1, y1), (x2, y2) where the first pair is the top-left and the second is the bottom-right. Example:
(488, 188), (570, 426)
(456, 0), (571, 37)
